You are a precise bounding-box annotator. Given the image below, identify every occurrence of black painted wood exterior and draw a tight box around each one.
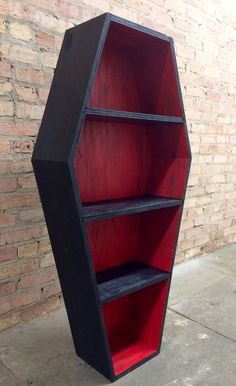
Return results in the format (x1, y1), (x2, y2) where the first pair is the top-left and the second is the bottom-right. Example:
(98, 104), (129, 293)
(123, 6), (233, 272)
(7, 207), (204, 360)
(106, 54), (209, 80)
(32, 13), (191, 382)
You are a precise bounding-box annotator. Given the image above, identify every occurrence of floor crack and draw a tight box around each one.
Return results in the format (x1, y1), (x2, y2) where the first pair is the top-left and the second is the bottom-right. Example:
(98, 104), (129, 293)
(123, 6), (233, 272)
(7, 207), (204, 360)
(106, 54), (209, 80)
(168, 307), (236, 343)
(0, 357), (17, 379)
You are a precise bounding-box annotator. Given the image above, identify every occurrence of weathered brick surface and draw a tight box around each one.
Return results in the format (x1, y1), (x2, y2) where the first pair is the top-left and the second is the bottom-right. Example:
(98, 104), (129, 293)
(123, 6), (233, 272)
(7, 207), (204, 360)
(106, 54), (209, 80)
(0, 0), (236, 331)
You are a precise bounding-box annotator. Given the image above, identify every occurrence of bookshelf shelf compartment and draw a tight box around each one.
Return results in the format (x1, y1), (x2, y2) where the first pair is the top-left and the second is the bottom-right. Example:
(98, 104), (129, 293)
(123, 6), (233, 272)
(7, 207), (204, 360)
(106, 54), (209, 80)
(32, 13), (191, 382)
(96, 261), (170, 304)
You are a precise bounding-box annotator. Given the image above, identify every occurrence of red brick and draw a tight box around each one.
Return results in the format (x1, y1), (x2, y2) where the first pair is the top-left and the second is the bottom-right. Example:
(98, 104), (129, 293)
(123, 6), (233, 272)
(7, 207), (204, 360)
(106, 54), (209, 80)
(18, 242), (38, 258)
(0, 225), (42, 246)
(18, 175), (36, 189)
(0, 61), (11, 78)
(15, 85), (37, 102)
(0, 0), (16, 15)
(0, 213), (17, 228)
(38, 238), (51, 253)
(0, 177), (18, 193)
(10, 21), (32, 41)
(40, 253), (54, 268)
(0, 139), (11, 155)
(0, 192), (39, 210)
(0, 298), (12, 315)
(40, 51), (58, 69)
(28, 0), (59, 13)
(11, 139), (34, 153)
(0, 246), (16, 262)
(1, 43), (38, 65)
(16, 102), (44, 120)
(41, 279), (61, 299)
(0, 120), (39, 136)
(19, 208), (44, 223)
(0, 158), (32, 175)
(20, 295), (62, 322)
(9, 287), (41, 309)
(36, 31), (54, 48)
(0, 258), (38, 281)
(0, 81), (13, 95)
(54, 35), (63, 50)
(0, 100), (14, 116)
(18, 267), (57, 289)
(15, 66), (53, 85)
(59, 1), (83, 19)
(38, 87), (49, 103)
(0, 281), (17, 296)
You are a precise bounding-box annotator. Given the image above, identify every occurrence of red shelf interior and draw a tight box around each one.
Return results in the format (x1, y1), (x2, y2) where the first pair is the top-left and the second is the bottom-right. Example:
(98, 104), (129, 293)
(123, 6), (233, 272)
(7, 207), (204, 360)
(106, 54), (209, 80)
(74, 97), (186, 376)
(74, 119), (189, 203)
(85, 208), (180, 274)
(88, 21), (182, 116)
(102, 280), (169, 375)
(73, 19), (190, 376)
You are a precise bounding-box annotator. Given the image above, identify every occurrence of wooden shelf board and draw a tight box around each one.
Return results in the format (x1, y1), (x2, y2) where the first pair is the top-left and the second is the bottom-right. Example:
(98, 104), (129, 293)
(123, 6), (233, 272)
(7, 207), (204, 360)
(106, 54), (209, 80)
(85, 108), (184, 124)
(96, 261), (170, 304)
(82, 195), (182, 222)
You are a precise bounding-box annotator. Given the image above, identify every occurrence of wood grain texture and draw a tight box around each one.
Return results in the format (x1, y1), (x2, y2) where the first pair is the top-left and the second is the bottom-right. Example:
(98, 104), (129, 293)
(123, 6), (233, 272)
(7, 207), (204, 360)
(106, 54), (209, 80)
(96, 261), (170, 304)
(74, 120), (189, 203)
(88, 20), (182, 116)
(85, 207), (181, 273)
(102, 280), (169, 375)
(82, 195), (182, 221)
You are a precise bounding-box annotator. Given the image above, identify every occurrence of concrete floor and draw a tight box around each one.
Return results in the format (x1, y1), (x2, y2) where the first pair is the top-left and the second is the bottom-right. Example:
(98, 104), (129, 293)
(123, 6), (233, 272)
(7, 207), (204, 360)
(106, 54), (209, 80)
(0, 244), (235, 386)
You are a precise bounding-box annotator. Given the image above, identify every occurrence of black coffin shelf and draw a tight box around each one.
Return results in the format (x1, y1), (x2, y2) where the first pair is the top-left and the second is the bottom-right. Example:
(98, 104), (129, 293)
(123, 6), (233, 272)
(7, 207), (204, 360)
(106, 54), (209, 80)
(32, 13), (191, 382)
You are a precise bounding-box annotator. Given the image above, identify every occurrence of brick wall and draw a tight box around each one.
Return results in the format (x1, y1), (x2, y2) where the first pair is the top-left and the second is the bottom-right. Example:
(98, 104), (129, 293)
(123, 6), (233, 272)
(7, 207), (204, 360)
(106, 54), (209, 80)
(0, 0), (236, 331)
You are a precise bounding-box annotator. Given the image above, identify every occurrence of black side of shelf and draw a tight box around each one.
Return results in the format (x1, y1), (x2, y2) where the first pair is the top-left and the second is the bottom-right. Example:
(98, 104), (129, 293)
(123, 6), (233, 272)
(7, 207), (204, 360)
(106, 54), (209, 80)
(96, 261), (170, 304)
(32, 14), (115, 380)
(85, 108), (184, 124)
(32, 160), (113, 379)
(83, 195), (182, 222)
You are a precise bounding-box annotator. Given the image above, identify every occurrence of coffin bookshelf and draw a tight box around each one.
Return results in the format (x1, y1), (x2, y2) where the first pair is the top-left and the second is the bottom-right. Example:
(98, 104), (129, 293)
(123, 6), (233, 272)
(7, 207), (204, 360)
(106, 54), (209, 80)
(32, 13), (191, 382)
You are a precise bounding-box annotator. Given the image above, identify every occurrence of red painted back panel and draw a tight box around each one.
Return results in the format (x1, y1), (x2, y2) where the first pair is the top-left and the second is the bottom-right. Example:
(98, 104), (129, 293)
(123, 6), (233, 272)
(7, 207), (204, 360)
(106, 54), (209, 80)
(102, 280), (169, 375)
(74, 120), (189, 202)
(89, 21), (182, 116)
(85, 207), (180, 273)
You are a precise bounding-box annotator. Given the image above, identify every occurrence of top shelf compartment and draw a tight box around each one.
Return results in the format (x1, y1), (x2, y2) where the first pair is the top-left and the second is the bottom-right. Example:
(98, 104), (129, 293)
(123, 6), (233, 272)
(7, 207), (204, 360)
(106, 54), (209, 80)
(88, 20), (182, 117)
(85, 108), (184, 125)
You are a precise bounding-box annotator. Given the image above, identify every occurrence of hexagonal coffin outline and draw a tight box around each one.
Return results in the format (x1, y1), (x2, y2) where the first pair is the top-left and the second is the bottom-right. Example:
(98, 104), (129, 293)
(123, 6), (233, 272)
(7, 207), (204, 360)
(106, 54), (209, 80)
(32, 13), (191, 381)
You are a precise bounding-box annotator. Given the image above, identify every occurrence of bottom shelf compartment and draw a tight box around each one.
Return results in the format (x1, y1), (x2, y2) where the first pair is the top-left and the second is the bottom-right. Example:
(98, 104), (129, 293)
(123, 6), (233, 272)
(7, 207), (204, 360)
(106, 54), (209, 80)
(102, 280), (169, 376)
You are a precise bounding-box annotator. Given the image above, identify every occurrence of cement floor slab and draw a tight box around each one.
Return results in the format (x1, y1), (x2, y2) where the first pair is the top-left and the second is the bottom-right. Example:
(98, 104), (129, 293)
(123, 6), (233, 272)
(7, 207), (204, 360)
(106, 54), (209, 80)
(169, 258), (224, 306)
(10, 309), (236, 386)
(198, 247), (236, 277)
(0, 308), (74, 379)
(170, 276), (236, 341)
(0, 361), (16, 386)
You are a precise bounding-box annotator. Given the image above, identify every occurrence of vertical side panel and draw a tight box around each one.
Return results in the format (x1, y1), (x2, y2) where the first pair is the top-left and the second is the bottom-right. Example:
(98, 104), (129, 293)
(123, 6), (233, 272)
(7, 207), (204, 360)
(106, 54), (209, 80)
(32, 160), (113, 379)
